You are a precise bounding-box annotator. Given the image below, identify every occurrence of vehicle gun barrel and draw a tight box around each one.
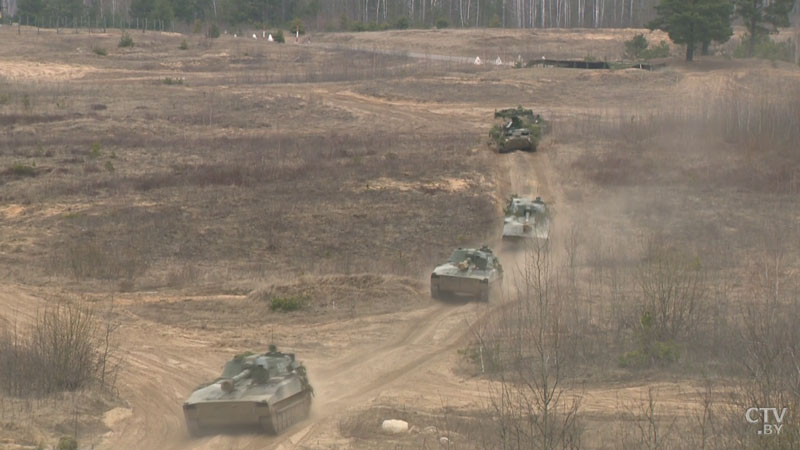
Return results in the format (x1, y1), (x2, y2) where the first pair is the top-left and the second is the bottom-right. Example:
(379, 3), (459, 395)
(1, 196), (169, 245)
(220, 369), (251, 393)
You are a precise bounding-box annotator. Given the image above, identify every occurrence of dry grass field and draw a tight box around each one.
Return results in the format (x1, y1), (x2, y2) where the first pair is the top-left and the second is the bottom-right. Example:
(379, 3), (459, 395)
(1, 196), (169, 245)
(1, 24), (799, 449)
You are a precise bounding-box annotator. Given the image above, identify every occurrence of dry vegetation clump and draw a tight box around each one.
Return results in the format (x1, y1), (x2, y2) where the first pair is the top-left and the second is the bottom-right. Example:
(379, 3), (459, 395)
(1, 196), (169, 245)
(0, 300), (120, 449)
(131, 273), (427, 329)
(250, 273), (426, 313)
(0, 302), (119, 397)
(129, 273), (427, 329)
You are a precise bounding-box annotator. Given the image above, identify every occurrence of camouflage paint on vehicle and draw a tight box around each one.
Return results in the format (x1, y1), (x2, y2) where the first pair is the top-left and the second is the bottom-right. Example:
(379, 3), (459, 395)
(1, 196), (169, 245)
(183, 346), (313, 437)
(503, 195), (551, 240)
(431, 247), (503, 301)
(489, 106), (548, 153)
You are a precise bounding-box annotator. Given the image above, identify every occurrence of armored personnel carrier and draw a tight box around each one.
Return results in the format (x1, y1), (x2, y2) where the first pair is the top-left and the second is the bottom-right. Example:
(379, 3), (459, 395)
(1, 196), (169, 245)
(489, 106), (547, 153)
(183, 345), (313, 437)
(503, 195), (550, 240)
(431, 246), (503, 301)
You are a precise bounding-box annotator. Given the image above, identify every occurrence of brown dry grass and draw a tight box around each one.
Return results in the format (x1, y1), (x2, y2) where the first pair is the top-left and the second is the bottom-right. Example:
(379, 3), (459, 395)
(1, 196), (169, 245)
(313, 28), (676, 61)
(127, 273), (427, 330)
(0, 31), (498, 295)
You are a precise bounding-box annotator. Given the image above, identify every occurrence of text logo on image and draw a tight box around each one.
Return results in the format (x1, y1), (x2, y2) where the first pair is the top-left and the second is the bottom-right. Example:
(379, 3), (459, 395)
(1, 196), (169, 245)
(746, 407), (788, 436)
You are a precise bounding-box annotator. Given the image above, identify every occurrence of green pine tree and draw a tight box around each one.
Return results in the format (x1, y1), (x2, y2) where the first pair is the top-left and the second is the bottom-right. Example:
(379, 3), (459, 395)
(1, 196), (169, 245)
(735, 0), (795, 57)
(129, 0), (155, 19)
(152, 0), (174, 21)
(648, 0), (734, 61)
(17, 0), (46, 18)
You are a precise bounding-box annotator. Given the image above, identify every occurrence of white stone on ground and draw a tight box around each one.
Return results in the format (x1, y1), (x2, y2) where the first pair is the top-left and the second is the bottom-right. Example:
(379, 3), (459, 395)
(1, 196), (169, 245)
(381, 419), (409, 434)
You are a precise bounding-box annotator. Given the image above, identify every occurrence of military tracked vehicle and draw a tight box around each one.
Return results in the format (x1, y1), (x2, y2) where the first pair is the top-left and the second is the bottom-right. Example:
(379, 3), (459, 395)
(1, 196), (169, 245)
(431, 247), (503, 302)
(183, 346), (313, 437)
(503, 195), (550, 240)
(489, 106), (547, 153)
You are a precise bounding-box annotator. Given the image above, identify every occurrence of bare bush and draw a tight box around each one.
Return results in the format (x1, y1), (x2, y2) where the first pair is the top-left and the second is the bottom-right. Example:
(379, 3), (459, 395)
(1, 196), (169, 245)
(637, 236), (707, 342)
(0, 302), (118, 398)
(618, 388), (677, 450)
(471, 240), (583, 449)
(714, 223), (800, 448)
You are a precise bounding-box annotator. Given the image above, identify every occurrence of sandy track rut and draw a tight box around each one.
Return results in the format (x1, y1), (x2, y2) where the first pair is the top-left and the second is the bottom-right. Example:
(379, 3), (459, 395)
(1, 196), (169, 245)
(96, 301), (487, 450)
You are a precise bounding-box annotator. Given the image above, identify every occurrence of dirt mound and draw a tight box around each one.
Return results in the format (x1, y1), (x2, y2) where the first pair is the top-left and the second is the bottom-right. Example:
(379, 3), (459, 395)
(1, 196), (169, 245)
(0, 60), (94, 81)
(249, 273), (427, 315)
(128, 274), (427, 330)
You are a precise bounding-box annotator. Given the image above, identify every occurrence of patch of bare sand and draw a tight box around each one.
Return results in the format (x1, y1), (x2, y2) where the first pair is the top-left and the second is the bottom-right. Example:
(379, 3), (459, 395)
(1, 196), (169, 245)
(0, 204), (25, 218)
(0, 202), (105, 221)
(103, 407), (134, 428)
(359, 177), (472, 194)
(336, 89), (436, 108)
(0, 286), (47, 327)
(0, 60), (96, 81)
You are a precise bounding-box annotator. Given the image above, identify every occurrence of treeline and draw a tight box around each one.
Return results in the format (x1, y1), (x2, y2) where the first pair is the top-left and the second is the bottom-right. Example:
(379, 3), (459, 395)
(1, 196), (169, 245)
(3, 0), (798, 39)
(311, 0), (664, 29)
(3, 0), (683, 30)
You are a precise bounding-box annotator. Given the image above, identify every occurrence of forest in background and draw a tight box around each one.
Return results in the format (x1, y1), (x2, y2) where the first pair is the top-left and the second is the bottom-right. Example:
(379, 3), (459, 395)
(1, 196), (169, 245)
(6, 0), (789, 32)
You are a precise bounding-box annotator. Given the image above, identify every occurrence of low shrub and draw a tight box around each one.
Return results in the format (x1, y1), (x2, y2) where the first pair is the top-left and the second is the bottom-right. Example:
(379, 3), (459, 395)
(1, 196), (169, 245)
(290, 18), (305, 35)
(163, 77), (184, 85)
(118, 32), (134, 48)
(0, 303), (114, 397)
(207, 23), (220, 38)
(624, 34), (649, 59)
(643, 40), (671, 59)
(624, 34), (671, 60)
(734, 34), (795, 62)
(8, 162), (36, 177)
(458, 341), (504, 373)
(57, 436), (78, 450)
(269, 294), (310, 312)
(619, 312), (680, 369)
(89, 142), (102, 159)
(394, 16), (409, 29)
(619, 341), (680, 369)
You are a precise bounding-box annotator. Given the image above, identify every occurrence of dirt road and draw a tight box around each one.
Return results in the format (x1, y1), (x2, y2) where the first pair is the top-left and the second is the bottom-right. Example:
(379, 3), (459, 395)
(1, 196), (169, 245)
(94, 299), (497, 449)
